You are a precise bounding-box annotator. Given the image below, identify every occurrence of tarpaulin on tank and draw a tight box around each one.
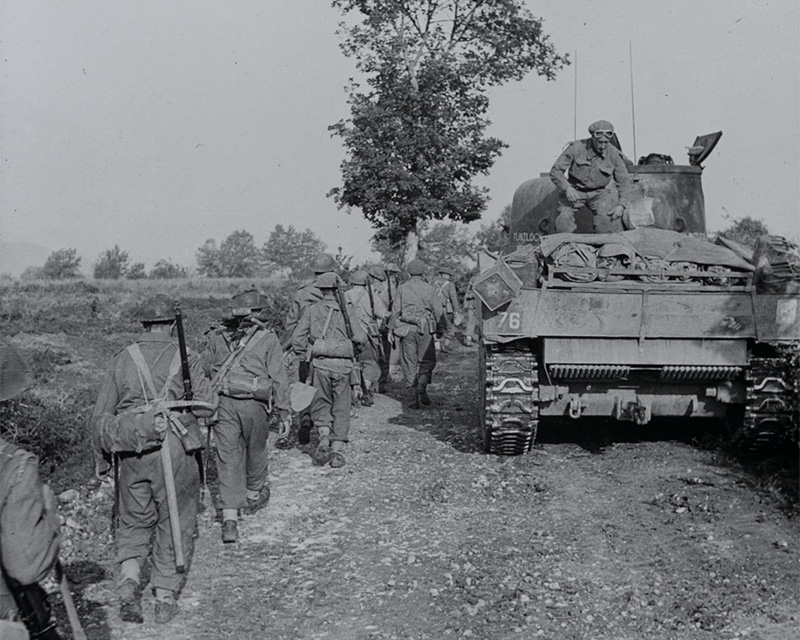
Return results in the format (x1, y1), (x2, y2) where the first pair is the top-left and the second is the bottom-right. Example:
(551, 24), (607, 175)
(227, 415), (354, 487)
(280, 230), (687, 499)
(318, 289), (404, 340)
(539, 228), (755, 271)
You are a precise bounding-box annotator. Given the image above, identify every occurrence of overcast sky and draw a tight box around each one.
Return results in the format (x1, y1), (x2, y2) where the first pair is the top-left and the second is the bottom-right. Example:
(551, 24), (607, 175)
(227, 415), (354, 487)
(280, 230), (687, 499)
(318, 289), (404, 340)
(1, 0), (798, 271)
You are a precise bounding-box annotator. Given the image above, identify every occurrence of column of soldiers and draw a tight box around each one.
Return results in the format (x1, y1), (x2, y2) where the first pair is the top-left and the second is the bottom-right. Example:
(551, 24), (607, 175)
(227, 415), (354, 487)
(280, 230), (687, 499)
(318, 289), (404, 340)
(1, 253), (458, 633)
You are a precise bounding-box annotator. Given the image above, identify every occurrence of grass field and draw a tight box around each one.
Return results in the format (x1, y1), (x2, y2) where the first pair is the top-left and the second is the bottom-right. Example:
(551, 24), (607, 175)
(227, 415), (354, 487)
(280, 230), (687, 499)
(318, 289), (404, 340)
(0, 276), (295, 489)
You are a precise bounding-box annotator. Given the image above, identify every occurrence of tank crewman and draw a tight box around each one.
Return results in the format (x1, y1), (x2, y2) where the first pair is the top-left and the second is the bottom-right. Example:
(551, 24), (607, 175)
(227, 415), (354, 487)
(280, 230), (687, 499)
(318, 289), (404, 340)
(91, 295), (217, 624)
(292, 272), (367, 468)
(390, 259), (446, 409)
(345, 269), (390, 406)
(432, 266), (461, 352)
(0, 340), (63, 640)
(202, 288), (290, 544)
(549, 119), (633, 234)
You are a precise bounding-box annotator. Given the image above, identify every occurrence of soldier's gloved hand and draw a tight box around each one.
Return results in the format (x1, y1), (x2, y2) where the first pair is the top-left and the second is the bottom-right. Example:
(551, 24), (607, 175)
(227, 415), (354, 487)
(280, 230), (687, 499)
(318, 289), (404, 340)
(610, 205), (625, 220)
(565, 185), (580, 204)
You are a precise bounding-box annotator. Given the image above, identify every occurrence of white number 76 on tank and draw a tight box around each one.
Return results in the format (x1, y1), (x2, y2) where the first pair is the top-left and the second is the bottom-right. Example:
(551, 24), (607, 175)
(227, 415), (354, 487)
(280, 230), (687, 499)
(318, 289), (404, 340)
(497, 310), (522, 332)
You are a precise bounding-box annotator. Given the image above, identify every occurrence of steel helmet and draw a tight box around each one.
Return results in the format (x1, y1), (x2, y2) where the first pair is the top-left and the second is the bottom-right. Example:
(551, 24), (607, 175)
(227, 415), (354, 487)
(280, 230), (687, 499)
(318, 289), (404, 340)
(231, 287), (268, 316)
(0, 339), (33, 402)
(385, 262), (401, 274)
(349, 270), (368, 286)
(438, 266), (453, 276)
(136, 294), (175, 324)
(310, 253), (337, 274)
(368, 266), (386, 282)
(406, 259), (426, 276)
(316, 272), (339, 289)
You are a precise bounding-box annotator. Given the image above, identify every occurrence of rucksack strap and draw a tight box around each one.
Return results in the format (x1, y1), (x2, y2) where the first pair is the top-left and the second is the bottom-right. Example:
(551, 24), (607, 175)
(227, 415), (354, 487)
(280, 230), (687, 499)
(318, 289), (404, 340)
(126, 344), (181, 402)
(211, 326), (271, 389)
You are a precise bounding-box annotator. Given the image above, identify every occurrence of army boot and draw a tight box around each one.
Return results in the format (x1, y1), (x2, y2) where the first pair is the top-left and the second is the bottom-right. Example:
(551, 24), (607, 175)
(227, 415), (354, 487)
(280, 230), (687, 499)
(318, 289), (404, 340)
(417, 374), (431, 406)
(329, 440), (346, 468)
(314, 427), (331, 465)
(244, 485), (270, 515)
(154, 590), (179, 624)
(222, 511), (238, 543)
(118, 579), (143, 624)
(298, 413), (313, 445)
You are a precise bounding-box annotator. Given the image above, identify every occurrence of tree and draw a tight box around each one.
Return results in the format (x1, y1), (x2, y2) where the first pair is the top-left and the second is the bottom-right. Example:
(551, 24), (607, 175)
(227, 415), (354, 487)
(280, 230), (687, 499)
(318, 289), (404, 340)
(196, 230), (261, 278)
(329, 0), (567, 261)
(93, 245), (130, 280)
(150, 259), (190, 279)
(717, 216), (770, 249)
(473, 204), (511, 254)
(126, 262), (147, 280)
(262, 225), (327, 277)
(41, 248), (82, 279)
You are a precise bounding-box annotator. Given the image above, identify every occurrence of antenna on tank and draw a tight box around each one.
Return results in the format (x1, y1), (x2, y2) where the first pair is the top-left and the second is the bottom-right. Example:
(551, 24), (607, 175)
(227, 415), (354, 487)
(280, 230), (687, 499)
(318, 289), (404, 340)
(573, 50), (578, 141)
(629, 41), (637, 161)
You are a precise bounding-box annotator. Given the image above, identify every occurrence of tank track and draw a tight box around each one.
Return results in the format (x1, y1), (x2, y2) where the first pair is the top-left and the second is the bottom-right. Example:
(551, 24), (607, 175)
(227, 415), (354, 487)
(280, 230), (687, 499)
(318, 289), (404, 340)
(739, 351), (799, 452)
(481, 343), (539, 455)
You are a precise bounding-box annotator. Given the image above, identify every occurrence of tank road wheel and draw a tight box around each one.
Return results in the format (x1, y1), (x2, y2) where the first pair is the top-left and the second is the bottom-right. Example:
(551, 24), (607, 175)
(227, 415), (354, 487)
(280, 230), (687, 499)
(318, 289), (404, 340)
(480, 342), (539, 455)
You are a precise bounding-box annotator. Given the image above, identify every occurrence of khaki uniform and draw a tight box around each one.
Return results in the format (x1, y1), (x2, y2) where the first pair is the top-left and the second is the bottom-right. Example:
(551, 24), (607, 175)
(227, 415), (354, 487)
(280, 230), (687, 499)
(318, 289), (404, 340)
(433, 276), (460, 347)
(292, 298), (366, 443)
(90, 334), (217, 595)
(203, 326), (289, 512)
(463, 285), (478, 343)
(391, 276), (445, 391)
(283, 279), (323, 381)
(0, 438), (60, 621)
(345, 284), (389, 390)
(377, 275), (399, 389)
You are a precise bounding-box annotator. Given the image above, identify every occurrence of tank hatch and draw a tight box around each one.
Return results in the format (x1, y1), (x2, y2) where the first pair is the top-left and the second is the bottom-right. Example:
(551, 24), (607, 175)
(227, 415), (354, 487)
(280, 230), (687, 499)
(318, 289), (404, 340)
(688, 131), (723, 167)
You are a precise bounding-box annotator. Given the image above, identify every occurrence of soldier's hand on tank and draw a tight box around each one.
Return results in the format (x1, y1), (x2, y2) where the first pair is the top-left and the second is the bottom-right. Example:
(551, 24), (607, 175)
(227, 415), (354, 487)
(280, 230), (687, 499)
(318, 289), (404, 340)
(610, 205), (625, 220)
(565, 185), (580, 204)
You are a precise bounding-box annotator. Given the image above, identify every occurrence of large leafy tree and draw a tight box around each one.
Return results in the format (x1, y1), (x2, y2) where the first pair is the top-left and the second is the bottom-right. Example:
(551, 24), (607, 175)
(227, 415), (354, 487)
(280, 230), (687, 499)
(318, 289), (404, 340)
(196, 230), (261, 278)
(41, 248), (82, 279)
(93, 245), (130, 280)
(262, 225), (327, 277)
(329, 0), (567, 261)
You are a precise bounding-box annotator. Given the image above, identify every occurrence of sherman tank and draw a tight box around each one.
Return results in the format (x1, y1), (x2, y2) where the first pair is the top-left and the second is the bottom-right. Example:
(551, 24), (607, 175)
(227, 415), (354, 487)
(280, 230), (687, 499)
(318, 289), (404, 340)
(473, 132), (799, 455)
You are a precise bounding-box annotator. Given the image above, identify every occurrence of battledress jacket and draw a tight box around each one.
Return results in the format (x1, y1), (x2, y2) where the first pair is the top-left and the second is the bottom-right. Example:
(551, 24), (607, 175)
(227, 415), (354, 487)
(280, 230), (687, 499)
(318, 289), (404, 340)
(0, 437), (60, 619)
(292, 298), (367, 374)
(549, 138), (633, 205)
(432, 277), (461, 316)
(90, 334), (217, 458)
(345, 285), (389, 337)
(391, 276), (446, 334)
(202, 326), (290, 418)
(283, 279), (323, 349)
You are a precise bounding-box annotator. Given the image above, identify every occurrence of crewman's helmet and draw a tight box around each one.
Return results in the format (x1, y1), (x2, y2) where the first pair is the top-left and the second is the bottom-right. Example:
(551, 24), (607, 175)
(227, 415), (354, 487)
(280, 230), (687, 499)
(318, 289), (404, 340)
(316, 272), (338, 290)
(588, 120), (614, 153)
(310, 253), (337, 274)
(0, 339), (33, 402)
(231, 287), (269, 317)
(349, 270), (368, 286)
(136, 294), (175, 324)
(406, 259), (426, 276)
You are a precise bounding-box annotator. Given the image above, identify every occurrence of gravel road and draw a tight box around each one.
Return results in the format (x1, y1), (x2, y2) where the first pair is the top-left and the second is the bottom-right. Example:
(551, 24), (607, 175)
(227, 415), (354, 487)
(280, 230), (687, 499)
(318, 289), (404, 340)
(55, 347), (798, 640)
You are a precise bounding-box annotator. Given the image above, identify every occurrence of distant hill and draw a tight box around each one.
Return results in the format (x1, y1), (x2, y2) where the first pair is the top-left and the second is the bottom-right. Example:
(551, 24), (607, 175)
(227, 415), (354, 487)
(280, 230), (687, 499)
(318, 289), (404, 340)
(0, 242), (53, 277)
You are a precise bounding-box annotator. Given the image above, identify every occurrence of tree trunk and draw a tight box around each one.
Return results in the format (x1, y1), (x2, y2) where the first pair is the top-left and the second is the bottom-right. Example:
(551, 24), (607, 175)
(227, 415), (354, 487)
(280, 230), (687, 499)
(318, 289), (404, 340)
(404, 224), (419, 264)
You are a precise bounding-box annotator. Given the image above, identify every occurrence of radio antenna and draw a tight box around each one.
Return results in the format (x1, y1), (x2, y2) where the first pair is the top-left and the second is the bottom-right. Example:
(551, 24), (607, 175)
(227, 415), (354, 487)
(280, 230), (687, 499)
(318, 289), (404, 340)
(629, 41), (637, 161)
(573, 50), (578, 141)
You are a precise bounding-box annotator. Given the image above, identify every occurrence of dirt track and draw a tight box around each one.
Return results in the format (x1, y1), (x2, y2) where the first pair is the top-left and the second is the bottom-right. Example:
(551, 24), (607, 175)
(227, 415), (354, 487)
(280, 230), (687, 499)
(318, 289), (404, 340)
(62, 346), (798, 640)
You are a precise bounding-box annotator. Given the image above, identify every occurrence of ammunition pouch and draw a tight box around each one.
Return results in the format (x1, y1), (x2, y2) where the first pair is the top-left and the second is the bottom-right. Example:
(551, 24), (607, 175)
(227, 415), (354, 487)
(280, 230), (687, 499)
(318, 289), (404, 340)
(219, 370), (273, 405)
(170, 413), (204, 454)
(349, 362), (362, 386)
(310, 338), (354, 359)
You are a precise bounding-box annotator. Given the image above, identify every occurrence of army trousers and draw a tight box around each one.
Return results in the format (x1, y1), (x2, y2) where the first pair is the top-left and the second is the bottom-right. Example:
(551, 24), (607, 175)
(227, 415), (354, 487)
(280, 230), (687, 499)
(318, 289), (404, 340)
(117, 432), (199, 594)
(310, 366), (352, 443)
(398, 327), (436, 388)
(214, 396), (270, 512)
(359, 336), (381, 388)
(556, 187), (623, 234)
(377, 332), (392, 388)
